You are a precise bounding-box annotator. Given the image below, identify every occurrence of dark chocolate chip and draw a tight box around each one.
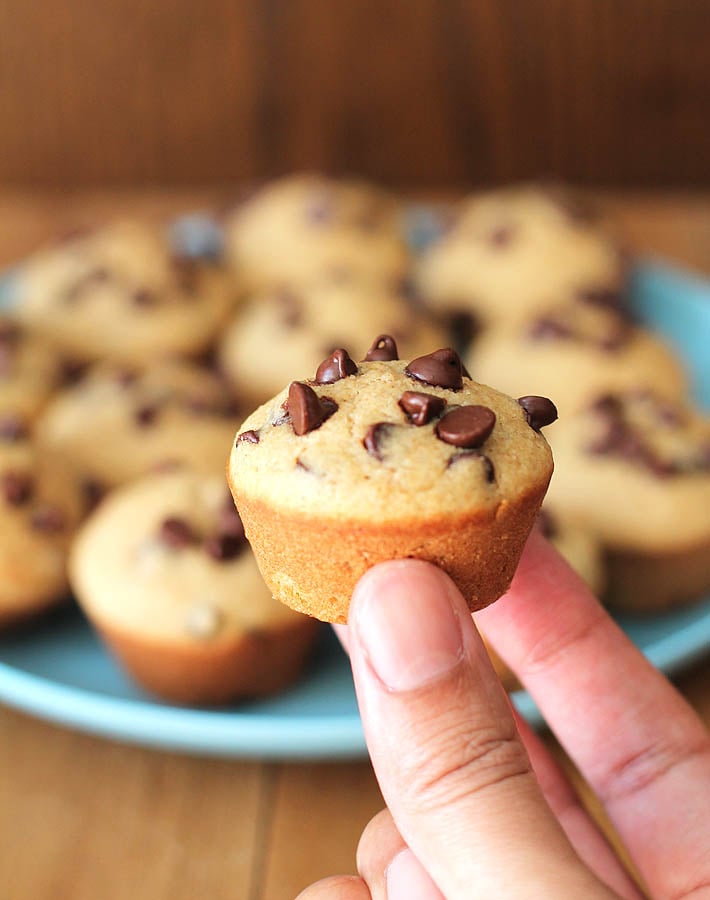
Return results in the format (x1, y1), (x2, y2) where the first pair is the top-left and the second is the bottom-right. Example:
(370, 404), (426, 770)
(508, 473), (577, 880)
(204, 533), (245, 562)
(577, 286), (624, 310)
(364, 334), (399, 362)
(446, 310), (479, 351)
(314, 348), (358, 384)
(287, 382), (329, 435)
(219, 495), (246, 540)
(363, 422), (394, 460)
(236, 429), (260, 445)
(405, 348), (464, 391)
(114, 369), (139, 388)
(447, 449), (495, 482)
(537, 508), (557, 539)
(61, 358), (88, 385)
(0, 415), (28, 442)
(488, 225), (515, 247)
(81, 478), (105, 511)
(30, 505), (66, 533)
(517, 396), (558, 431)
(132, 288), (159, 307)
(527, 317), (575, 341)
(2, 471), (33, 506)
(435, 405), (496, 448)
(398, 391), (446, 426)
(159, 516), (197, 549)
(274, 289), (303, 328)
(134, 404), (159, 427)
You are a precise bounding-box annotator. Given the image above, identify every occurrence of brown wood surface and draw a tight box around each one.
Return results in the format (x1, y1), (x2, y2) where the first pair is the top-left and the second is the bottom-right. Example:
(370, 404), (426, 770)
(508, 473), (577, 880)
(0, 189), (708, 899)
(0, 1), (709, 187)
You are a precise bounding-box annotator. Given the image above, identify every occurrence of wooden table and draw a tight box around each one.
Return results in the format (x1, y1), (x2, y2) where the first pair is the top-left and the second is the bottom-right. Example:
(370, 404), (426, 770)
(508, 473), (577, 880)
(0, 190), (708, 900)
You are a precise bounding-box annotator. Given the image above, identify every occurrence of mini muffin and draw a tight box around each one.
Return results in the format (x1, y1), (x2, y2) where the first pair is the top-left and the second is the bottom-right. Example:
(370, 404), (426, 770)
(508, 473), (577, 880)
(0, 439), (82, 627)
(70, 470), (319, 705)
(415, 184), (626, 334)
(545, 390), (710, 611)
(469, 303), (687, 417)
(14, 220), (235, 366)
(37, 360), (240, 501)
(229, 338), (556, 623)
(0, 317), (63, 428)
(218, 272), (447, 406)
(224, 174), (409, 289)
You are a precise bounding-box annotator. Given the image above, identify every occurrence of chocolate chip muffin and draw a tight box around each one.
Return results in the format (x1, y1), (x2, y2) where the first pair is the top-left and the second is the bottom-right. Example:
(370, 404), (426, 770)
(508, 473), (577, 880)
(0, 317), (63, 429)
(0, 439), (82, 627)
(229, 338), (556, 623)
(14, 220), (235, 366)
(70, 470), (320, 705)
(224, 174), (409, 289)
(415, 184), (626, 335)
(470, 303), (687, 416)
(218, 272), (447, 406)
(37, 361), (240, 500)
(546, 390), (710, 611)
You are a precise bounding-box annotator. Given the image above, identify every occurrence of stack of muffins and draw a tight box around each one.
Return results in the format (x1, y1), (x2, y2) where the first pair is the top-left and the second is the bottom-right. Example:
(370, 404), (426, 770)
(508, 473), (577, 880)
(1, 175), (708, 706)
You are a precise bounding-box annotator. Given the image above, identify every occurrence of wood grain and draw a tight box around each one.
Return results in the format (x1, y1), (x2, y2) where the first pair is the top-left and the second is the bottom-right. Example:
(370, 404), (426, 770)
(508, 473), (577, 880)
(0, 1), (709, 186)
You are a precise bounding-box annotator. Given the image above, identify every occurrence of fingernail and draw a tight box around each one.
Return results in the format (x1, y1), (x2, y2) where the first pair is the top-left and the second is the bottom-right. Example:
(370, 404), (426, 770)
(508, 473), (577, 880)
(351, 562), (464, 692)
(386, 849), (442, 899)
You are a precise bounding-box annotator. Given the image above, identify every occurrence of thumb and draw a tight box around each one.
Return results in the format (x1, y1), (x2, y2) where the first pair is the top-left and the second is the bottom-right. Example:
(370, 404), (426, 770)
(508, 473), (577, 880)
(348, 560), (614, 900)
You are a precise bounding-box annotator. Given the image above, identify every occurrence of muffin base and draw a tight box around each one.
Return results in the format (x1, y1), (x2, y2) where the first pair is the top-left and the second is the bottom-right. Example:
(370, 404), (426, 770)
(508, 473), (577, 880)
(233, 482), (548, 623)
(605, 541), (710, 613)
(95, 617), (321, 706)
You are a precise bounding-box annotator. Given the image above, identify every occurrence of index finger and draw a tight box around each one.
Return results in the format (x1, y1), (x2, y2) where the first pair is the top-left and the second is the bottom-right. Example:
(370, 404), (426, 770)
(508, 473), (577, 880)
(476, 530), (710, 900)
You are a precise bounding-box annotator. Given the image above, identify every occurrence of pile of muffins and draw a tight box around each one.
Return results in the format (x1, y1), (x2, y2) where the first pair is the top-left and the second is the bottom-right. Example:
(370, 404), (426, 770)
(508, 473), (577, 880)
(1, 175), (708, 706)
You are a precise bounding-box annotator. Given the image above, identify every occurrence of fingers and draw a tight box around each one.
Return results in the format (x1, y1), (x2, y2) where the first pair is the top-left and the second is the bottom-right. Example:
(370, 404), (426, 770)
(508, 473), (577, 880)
(512, 712), (643, 900)
(295, 874), (371, 900)
(349, 559), (615, 899)
(477, 530), (710, 900)
(356, 809), (443, 900)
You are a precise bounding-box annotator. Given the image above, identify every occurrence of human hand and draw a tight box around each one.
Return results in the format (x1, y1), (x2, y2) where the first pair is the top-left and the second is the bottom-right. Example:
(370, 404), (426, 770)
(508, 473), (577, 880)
(297, 530), (710, 899)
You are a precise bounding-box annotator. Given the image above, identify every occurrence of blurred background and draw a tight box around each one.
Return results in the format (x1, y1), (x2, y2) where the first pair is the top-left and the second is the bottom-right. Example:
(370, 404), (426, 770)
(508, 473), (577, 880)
(0, 0), (708, 189)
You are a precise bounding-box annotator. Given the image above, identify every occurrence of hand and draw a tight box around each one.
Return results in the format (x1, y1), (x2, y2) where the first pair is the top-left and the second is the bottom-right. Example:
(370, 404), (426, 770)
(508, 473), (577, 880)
(297, 531), (710, 899)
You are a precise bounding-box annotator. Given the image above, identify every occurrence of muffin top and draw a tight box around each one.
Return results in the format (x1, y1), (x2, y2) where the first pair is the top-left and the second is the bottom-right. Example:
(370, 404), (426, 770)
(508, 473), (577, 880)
(546, 390), (710, 550)
(230, 338), (555, 522)
(70, 470), (302, 643)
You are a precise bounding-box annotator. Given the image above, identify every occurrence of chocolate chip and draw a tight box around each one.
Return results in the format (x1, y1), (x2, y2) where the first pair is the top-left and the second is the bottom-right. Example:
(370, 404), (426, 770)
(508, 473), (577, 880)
(488, 225), (515, 247)
(398, 391), (446, 426)
(527, 316), (575, 341)
(537, 508), (557, 539)
(61, 358), (88, 385)
(517, 396), (558, 431)
(219, 496), (246, 540)
(363, 422), (394, 460)
(134, 404), (159, 427)
(159, 516), (197, 549)
(305, 190), (334, 225)
(0, 321), (20, 344)
(115, 369), (139, 388)
(0, 415), (28, 441)
(81, 478), (105, 511)
(204, 533), (245, 561)
(132, 288), (159, 307)
(287, 382), (333, 435)
(447, 310), (479, 350)
(364, 334), (399, 362)
(30, 505), (66, 533)
(577, 286), (624, 310)
(435, 405), (496, 448)
(447, 449), (495, 482)
(275, 289), (303, 328)
(236, 429), (260, 445)
(405, 348), (465, 391)
(314, 348), (358, 384)
(2, 471), (33, 506)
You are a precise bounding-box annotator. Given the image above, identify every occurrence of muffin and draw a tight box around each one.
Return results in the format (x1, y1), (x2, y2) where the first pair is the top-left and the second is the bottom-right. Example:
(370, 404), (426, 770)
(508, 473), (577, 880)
(229, 339), (556, 623)
(70, 470), (320, 705)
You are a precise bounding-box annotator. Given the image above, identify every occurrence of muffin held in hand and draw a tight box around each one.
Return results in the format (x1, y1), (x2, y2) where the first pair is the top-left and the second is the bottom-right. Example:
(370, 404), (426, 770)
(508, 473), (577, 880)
(70, 470), (320, 705)
(546, 390), (710, 612)
(229, 337), (556, 623)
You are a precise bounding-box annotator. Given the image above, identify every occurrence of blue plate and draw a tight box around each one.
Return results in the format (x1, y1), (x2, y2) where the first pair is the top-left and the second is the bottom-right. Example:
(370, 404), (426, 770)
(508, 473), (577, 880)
(0, 257), (708, 759)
